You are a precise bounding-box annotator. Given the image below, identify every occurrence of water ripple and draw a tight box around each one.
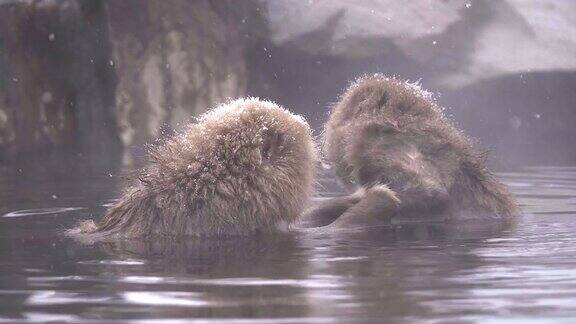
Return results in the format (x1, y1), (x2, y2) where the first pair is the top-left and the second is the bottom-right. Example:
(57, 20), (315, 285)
(2, 207), (85, 218)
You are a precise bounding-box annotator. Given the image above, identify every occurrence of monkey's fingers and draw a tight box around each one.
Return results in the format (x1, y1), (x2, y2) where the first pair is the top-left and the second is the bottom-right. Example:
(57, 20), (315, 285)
(326, 185), (401, 230)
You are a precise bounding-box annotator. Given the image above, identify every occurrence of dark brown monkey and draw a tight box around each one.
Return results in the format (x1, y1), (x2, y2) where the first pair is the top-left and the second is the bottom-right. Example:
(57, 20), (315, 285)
(69, 98), (316, 239)
(304, 74), (519, 230)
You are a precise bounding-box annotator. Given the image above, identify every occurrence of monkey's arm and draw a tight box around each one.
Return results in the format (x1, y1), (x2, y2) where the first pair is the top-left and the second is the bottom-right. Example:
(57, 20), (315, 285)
(325, 185), (400, 230)
(297, 193), (363, 228)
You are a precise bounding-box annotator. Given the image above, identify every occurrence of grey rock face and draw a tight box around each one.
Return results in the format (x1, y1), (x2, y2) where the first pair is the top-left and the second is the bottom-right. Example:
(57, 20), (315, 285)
(0, 0), (262, 159)
(106, 0), (253, 147)
(0, 0), (118, 159)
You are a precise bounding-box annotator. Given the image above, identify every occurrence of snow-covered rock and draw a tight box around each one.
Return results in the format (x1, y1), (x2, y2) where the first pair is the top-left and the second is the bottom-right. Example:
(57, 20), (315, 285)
(266, 0), (576, 87)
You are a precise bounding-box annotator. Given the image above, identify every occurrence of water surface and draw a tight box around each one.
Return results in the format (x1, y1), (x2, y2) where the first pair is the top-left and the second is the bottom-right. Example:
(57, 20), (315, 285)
(1, 160), (576, 323)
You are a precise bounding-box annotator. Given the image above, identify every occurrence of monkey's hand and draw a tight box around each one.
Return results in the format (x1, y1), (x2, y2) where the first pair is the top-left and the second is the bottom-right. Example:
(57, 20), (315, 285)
(297, 190), (364, 228)
(326, 185), (401, 230)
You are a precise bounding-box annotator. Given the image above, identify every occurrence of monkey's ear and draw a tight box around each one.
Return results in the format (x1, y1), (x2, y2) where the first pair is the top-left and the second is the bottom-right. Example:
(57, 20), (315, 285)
(261, 131), (283, 163)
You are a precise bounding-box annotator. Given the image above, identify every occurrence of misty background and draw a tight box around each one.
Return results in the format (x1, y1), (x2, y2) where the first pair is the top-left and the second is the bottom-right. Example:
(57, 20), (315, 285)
(0, 0), (575, 169)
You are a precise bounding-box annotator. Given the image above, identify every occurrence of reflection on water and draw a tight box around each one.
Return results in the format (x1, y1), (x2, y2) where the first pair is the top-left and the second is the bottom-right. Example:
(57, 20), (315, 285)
(3, 208), (86, 218)
(1, 161), (576, 322)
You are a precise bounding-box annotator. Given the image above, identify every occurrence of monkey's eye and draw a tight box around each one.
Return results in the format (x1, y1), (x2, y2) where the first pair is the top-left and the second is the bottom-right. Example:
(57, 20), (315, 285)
(261, 131), (283, 163)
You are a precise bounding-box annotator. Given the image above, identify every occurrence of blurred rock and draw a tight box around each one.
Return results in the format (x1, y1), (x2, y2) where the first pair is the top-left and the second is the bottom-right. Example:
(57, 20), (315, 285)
(0, 0), (264, 159)
(259, 0), (576, 166)
(0, 91), (13, 149)
(266, 0), (576, 88)
(440, 71), (576, 166)
(1, 0), (574, 167)
(0, 0), (119, 159)
(106, 0), (261, 146)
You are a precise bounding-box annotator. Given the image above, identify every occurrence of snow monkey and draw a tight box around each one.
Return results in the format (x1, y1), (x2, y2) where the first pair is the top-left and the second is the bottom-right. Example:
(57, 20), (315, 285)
(303, 74), (519, 230)
(69, 98), (316, 239)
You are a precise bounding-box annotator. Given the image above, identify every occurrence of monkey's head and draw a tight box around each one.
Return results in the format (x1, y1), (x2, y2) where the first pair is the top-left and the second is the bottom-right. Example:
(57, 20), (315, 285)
(330, 74), (439, 125)
(324, 74), (444, 190)
(148, 98), (316, 235)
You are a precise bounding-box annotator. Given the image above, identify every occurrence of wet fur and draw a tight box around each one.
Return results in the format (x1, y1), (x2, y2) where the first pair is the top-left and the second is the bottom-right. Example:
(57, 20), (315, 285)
(68, 98), (316, 239)
(308, 74), (519, 228)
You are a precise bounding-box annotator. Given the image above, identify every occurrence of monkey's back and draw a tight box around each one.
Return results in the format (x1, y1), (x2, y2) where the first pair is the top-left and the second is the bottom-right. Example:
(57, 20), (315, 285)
(70, 98), (316, 239)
